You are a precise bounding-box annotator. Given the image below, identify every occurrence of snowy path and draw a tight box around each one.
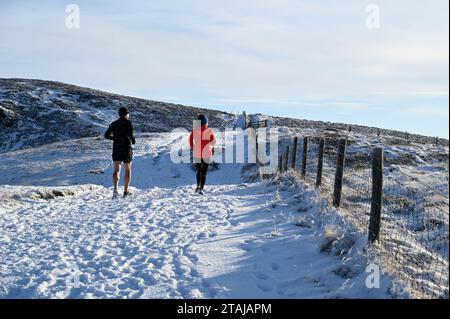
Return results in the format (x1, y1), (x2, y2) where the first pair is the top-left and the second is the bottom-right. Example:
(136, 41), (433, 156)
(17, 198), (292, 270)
(0, 182), (262, 298)
(0, 180), (378, 298)
(0, 183), (235, 298)
(0, 134), (387, 298)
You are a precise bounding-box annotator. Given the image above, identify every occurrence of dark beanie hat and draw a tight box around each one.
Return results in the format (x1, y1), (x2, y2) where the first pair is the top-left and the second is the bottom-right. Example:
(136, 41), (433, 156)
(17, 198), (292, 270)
(198, 114), (208, 126)
(119, 107), (129, 117)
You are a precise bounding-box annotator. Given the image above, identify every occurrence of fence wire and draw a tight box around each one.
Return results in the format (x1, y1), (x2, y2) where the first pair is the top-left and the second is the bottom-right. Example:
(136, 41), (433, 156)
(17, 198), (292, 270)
(341, 165), (372, 237)
(379, 175), (449, 298)
(275, 136), (449, 299)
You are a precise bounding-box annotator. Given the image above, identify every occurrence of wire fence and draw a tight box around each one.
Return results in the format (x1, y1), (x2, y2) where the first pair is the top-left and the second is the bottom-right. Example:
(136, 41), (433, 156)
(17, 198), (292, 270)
(271, 136), (449, 299)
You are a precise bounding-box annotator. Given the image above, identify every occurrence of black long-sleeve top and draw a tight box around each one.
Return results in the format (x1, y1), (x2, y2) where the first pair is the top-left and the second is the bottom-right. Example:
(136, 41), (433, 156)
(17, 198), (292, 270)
(104, 117), (136, 148)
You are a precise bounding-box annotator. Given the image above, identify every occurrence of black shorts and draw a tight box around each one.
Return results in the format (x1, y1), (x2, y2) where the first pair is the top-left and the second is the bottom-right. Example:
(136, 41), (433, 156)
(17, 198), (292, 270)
(112, 146), (133, 163)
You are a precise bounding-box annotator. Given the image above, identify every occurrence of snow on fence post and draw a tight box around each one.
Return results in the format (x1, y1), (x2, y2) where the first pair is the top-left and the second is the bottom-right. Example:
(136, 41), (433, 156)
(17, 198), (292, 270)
(316, 138), (325, 188)
(283, 146), (290, 172)
(291, 137), (298, 169)
(368, 147), (383, 243)
(301, 137), (308, 178)
(332, 139), (347, 207)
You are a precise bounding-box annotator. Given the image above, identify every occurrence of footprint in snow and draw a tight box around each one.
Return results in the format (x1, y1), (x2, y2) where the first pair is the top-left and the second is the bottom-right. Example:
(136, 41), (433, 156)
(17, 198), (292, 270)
(201, 279), (211, 287)
(276, 288), (286, 296)
(197, 232), (208, 240)
(207, 227), (218, 236)
(229, 220), (240, 226)
(256, 272), (269, 280)
(190, 268), (200, 278)
(257, 283), (273, 292)
(271, 263), (280, 271)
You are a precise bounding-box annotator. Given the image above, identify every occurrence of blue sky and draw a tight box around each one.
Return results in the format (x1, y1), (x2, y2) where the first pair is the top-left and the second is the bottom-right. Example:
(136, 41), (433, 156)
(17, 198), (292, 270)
(0, 0), (448, 137)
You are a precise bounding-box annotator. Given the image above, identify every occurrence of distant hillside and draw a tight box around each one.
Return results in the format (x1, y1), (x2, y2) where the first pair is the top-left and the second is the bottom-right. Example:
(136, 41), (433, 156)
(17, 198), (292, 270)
(0, 79), (234, 153)
(0, 78), (447, 153)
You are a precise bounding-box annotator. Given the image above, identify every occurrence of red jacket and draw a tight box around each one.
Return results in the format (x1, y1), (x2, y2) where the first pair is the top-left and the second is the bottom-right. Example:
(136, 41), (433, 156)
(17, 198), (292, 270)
(189, 124), (216, 160)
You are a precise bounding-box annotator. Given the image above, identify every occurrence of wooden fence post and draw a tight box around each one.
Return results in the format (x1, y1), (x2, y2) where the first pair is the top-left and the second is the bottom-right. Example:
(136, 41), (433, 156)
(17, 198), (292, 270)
(291, 137), (298, 169)
(316, 138), (325, 188)
(283, 146), (290, 172)
(435, 136), (439, 146)
(368, 147), (384, 243)
(243, 111), (247, 128)
(255, 131), (259, 164)
(301, 137), (308, 178)
(278, 155), (283, 173)
(332, 139), (347, 207)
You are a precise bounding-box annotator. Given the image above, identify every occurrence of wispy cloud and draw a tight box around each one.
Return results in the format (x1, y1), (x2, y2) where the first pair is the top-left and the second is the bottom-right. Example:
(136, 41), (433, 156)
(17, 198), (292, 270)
(371, 91), (449, 97)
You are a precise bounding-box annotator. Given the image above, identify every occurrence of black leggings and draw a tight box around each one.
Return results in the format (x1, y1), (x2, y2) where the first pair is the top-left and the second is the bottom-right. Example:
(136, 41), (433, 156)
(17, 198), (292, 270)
(196, 161), (209, 189)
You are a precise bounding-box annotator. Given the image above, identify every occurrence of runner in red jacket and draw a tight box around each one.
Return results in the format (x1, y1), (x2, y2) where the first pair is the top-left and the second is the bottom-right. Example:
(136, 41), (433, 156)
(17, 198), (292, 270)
(189, 114), (216, 195)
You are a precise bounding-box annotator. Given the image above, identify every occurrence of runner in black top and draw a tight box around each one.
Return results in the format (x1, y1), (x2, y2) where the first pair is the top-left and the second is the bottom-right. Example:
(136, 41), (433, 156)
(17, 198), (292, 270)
(104, 107), (136, 198)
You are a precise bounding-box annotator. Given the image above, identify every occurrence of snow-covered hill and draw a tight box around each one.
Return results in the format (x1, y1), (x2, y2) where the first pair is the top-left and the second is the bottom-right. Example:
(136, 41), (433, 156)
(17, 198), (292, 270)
(0, 133), (396, 299)
(0, 79), (448, 299)
(1, 130), (447, 298)
(2, 78), (447, 154)
(0, 79), (235, 153)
